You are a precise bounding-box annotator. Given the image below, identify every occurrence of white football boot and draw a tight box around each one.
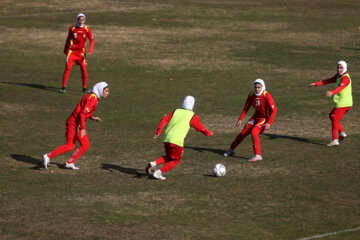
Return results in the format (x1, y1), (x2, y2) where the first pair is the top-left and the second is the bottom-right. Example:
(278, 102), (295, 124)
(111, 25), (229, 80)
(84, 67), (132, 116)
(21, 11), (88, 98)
(65, 162), (79, 170)
(249, 155), (263, 162)
(339, 132), (347, 141)
(153, 170), (166, 180)
(145, 161), (156, 174)
(43, 154), (50, 169)
(223, 149), (233, 157)
(327, 139), (339, 147)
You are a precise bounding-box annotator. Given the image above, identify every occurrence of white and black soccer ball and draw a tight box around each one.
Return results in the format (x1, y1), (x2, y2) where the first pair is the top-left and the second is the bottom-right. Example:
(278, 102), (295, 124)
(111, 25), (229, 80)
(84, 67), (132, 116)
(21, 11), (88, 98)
(213, 163), (226, 177)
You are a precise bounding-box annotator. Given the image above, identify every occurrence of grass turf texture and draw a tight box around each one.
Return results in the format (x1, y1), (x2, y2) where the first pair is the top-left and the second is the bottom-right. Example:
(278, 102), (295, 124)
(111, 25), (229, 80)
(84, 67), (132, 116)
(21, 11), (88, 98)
(1, 0), (360, 239)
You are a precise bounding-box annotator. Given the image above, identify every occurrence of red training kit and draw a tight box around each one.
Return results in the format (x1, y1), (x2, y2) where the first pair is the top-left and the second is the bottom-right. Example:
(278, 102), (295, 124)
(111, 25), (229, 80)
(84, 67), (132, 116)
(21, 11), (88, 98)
(155, 110), (212, 173)
(48, 93), (99, 163)
(315, 73), (352, 140)
(231, 91), (277, 155)
(63, 25), (94, 88)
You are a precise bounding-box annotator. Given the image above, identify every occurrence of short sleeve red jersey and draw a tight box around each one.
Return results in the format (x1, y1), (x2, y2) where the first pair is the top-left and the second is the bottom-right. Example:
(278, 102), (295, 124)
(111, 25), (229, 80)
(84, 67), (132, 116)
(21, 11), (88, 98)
(64, 25), (94, 55)
(68, 93), (99, 130)
(239, 91), (277, 125)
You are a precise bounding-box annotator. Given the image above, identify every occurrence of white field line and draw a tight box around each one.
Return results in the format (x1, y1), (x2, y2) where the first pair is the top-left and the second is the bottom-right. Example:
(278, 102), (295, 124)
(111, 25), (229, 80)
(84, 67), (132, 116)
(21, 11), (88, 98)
(0, 3), (173, 18)
(297, 226), (360, 240)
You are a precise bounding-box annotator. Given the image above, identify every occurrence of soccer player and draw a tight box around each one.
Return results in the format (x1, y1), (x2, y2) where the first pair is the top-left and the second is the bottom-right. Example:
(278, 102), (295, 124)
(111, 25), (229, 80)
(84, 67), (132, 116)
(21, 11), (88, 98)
(146, 96), (213, 180)
(43, 82), (109, 170)
(224, 79), (277, 161)
(308, 60), (353, 147)
(61, 13), (94, 93)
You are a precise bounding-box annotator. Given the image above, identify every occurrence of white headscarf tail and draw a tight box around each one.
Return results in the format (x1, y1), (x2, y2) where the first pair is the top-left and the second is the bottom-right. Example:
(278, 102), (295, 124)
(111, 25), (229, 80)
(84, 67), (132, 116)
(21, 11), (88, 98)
(182, 96), (195, 111)
(254, 79), (266, 96)
(337, 60), (347, 75)
(91, 82), (109, 99)
(76, 13), (86, 28)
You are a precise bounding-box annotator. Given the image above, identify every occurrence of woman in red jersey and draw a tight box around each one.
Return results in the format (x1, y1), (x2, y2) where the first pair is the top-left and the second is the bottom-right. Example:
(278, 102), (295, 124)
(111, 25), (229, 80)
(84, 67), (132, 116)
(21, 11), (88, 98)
(308, 60), (353, 147)
(224, 79), (277, 162)
(43, 82), (109, 170)
(61, 13), (94, 93)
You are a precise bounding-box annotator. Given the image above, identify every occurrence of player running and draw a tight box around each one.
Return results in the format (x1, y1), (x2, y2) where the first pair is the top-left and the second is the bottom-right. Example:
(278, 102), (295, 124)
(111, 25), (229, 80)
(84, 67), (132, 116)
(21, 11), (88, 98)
(308, 60), (353, 147)
(61, 13), (94, 93)
(224, 79), (277, 161)
(146, 96), (213, 180)
(43, 82), (109, 170)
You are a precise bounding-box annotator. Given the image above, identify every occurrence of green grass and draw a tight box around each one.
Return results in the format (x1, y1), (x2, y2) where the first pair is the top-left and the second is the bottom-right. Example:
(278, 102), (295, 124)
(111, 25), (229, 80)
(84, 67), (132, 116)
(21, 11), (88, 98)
(1, 0), (360, 239)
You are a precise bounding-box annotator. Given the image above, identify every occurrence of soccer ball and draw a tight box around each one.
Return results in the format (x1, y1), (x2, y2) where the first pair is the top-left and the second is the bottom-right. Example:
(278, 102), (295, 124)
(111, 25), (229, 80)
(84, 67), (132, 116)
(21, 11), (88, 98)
(213, 163), (226, 177)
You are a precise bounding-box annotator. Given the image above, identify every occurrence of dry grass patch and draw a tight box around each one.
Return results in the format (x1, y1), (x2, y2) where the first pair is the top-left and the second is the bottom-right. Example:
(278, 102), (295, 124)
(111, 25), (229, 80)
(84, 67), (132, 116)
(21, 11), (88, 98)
(0, 27), (65, 55)
(1, 0), (172, 15)
(94, 25), (259, 70)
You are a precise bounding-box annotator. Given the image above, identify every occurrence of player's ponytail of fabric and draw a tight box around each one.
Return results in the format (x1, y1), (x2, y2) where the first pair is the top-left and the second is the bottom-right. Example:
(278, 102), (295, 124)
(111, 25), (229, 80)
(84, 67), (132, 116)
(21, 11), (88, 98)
(76, 13), (86, 28)
(91, 82), (109, 99)
(337, 60), (347, 75)
(254, 79), (266, 96)
(182, 96), (195, 111)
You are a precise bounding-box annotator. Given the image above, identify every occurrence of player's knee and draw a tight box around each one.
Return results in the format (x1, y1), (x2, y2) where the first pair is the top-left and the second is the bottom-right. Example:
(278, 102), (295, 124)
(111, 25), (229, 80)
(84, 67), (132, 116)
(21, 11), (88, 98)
(65, 144), (75, 151)
(82, 142), (90, 151)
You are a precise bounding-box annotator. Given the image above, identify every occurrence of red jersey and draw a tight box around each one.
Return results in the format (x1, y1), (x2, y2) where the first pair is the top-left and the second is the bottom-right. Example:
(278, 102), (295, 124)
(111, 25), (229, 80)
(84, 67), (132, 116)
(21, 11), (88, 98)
(64, 25), (94, 55)
(67, 93), (99, 130)
(239, 91), (277, 125)
(314, 73), (350, 95)
(155, 110), (212, 136)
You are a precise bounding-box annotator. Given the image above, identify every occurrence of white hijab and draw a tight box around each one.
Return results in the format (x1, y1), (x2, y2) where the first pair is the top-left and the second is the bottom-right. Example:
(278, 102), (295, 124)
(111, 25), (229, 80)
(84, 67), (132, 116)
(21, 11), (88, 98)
(254, 79), (266, 96)
(76, 13), (86, 28)
(182, 96), (195, 111)
(337, 60), (347, 75)
(91, 82), (109, 99)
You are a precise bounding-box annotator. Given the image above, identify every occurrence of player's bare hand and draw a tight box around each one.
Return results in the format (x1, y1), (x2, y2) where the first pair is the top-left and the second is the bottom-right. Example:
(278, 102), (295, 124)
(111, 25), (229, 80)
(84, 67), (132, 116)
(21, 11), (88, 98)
(308, 83), (316, 87)
(91, 116), (102, 122)
(326, 91), (333, 97)
(80, 129), (86, 138)
(236, 120), (242, 128)
(264, 123), (271, 130)
(154, 133), (160, 139)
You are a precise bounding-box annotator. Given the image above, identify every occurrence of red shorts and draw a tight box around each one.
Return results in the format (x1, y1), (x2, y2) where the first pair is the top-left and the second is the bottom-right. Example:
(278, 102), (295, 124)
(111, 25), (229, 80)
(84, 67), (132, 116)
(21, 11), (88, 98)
(329, 107), (351, 120)
(65, 118), (80, 144)
(164, 142), (184, 160)
(66, 51), (87, 66)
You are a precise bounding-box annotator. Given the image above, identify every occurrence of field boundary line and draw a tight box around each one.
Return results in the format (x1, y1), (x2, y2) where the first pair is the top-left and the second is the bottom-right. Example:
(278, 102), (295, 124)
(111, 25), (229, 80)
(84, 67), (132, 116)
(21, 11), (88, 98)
(0, 3), (173, 18)
(297, 226), (360, 240)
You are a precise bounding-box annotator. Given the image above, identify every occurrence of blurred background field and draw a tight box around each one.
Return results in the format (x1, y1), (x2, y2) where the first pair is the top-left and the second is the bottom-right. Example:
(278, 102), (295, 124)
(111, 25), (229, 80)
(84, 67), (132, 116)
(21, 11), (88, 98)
(0, 0), (359, 239)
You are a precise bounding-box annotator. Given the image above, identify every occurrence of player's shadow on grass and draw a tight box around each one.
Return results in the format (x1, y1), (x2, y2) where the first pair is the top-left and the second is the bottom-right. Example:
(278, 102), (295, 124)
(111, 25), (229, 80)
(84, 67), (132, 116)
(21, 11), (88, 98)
(101, 163), (148, 178)
(341, 47), (360, 51)
(10, 154), (66, 170)
(184, 146), (248, 159)
(263, 133), (325, 146)
(1, 81), (59, 92)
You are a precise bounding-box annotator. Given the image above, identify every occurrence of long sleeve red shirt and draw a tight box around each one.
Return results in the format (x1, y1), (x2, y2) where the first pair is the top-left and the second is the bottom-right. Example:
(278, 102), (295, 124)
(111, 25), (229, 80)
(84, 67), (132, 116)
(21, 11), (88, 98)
(314, 73), (350, 95)
(64, 25), (94, 55)
(155, 110), (212, 136)
(67, 93), (99, 130)
(239, 91), (277, 125)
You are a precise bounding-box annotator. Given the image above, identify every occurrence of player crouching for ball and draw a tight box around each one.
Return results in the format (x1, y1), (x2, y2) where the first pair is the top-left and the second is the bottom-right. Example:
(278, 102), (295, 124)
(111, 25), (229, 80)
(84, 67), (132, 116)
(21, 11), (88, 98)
(224, 79), (277, 162)
(146, 96), (213, 180)
(43, 82), (109, 170)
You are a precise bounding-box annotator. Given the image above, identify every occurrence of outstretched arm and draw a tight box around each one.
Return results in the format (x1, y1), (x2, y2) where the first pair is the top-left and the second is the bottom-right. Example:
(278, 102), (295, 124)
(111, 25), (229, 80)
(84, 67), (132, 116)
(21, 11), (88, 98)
(190, 114), (213, 136)
(308, 74), (337, 87)
(154, 111), (174, 138)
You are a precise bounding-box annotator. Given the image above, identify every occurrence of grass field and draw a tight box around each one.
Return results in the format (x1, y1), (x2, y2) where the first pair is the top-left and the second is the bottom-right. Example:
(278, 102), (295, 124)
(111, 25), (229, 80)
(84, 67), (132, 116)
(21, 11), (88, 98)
(1, 0), (360, 239)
